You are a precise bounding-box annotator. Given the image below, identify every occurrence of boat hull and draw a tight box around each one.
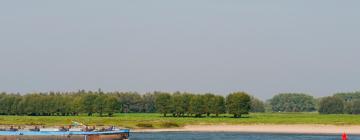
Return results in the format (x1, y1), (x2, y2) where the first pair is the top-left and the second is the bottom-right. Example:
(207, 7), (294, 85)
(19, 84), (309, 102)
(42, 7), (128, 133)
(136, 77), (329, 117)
(0, 134), (128, 140)
(0, 130), (130, 140)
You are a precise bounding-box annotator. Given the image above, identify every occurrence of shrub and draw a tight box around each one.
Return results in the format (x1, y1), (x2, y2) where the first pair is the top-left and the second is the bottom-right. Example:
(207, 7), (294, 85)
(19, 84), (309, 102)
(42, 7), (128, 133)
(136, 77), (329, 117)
(160, 122), (179, 128)
(136, 123), (153, 128)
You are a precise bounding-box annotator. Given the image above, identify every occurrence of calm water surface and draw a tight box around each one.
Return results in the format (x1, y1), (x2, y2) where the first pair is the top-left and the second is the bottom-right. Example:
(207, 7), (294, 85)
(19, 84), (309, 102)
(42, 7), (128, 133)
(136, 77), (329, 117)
(131, 132), (360, 140)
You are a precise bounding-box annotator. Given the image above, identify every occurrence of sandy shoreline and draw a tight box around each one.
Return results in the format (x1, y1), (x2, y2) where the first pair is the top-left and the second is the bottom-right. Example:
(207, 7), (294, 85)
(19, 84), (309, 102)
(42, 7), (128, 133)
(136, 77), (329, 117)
(133, 124), (360, 135)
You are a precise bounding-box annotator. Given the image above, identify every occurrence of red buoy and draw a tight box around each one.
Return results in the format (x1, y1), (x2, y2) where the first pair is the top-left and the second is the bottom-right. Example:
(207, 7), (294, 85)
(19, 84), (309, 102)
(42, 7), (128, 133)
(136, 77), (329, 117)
(342, 132), (348, 140)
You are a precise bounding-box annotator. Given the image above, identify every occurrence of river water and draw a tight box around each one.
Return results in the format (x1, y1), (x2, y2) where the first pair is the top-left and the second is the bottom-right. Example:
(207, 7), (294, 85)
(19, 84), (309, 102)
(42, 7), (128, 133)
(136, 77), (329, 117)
(131, 132), (360, 140)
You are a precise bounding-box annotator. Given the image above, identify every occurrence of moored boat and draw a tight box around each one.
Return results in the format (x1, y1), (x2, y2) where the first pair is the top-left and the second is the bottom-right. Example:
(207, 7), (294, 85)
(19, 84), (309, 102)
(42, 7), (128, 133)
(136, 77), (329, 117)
(0, 125), (130, 140)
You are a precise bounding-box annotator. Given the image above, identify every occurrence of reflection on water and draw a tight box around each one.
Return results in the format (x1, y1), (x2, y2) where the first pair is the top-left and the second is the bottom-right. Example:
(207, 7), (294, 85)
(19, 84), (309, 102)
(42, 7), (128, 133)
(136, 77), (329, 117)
(131, 132), (360, 140)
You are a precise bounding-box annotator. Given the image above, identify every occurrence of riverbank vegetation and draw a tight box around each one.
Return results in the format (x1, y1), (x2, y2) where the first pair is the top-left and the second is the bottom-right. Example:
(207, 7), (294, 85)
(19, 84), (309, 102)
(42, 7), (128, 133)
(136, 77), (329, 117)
(0, 90), (254, 117)
(0, 90), (359, 117)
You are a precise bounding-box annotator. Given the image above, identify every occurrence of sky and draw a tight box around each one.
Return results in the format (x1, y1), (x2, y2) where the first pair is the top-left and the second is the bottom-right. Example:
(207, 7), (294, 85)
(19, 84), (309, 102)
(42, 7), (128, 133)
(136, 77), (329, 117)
(0, 0), (359, 99)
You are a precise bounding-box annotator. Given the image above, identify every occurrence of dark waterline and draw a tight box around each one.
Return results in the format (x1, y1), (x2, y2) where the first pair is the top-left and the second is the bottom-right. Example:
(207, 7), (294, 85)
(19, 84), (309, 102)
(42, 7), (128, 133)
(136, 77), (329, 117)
(131, 132), (360, 140)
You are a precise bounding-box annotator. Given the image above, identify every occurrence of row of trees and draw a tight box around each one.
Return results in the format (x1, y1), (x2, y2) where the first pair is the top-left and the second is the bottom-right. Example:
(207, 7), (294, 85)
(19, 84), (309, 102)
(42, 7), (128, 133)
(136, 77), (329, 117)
(269, 93), (316, 112)
(0, 92), (118, 116)
(0, 90), (158, 116)
(268, 92), (360, 114)
(319, 92), (360, 114)
(0, 90), (264, 117)
(1, 90), (359, 116)
(155, 92), (254, 118)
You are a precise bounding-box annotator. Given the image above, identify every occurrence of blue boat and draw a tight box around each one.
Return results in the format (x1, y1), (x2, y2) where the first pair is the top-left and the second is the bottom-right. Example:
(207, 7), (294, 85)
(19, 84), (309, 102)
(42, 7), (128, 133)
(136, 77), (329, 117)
(0, 127), (130, 140)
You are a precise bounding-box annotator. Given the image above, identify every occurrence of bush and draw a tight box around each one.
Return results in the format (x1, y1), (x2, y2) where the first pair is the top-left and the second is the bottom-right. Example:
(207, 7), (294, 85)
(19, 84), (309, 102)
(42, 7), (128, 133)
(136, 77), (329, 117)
(136, 123), (153, 128)
(319, 96), (344, 114)
(160, 122), (179, 128)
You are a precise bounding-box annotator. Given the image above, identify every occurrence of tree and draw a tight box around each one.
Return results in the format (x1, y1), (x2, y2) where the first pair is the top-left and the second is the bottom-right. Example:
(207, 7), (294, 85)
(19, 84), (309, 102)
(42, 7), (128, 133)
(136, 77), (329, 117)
(70, 96), (82, 115)
(116, 92), (142, 113)
(0, 94), (16, 115)
(171, 92), (185, 117)
(104, 96), (119, 116)
(348, 100), (360, 114)
(344, 101), (352, 114)
(333, 92), (360, 114)
(95, 94), (107, 116)
(54, 94), (72, 116)
(209, 95), (226, 117)
(351, 100), (360, 114)
(181, 93), (194, 116)
(334, 91), (360, 102)
(189, 95), (205, 117)
(319, 96), (344, 114)
(250, 96), (265, 113)
(155, 92), (172, 117)
(142, 93), (156, 113)
(22, 94), (42, 116)
(226, 92), (251, 118)
(9, 95), (22, 115)
(81, 94), (97, 116)
(270, 93), (316, 112)
(203, 93), (215, 117)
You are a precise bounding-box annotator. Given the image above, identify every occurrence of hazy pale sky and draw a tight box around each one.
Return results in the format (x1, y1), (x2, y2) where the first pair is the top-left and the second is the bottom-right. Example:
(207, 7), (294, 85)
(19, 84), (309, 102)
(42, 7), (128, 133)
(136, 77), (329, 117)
(1, 0), (359, 99)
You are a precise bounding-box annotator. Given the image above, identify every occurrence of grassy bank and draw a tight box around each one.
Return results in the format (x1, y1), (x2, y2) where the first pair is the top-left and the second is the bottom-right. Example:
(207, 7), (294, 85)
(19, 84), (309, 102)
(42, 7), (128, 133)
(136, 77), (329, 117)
(0, 113), (359, 129)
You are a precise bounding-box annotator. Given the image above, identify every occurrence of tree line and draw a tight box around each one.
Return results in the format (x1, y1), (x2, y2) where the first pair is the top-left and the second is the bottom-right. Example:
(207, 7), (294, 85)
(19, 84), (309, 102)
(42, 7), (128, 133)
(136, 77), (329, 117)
(268, 92), (360, 114)
(0, 90), (263, 117)
(319, 91), (360, 114)
(0, 90), (159, 116)
(155, 92), (254, 118)
(1, 90), (359, 116)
